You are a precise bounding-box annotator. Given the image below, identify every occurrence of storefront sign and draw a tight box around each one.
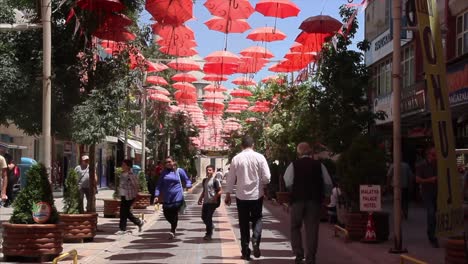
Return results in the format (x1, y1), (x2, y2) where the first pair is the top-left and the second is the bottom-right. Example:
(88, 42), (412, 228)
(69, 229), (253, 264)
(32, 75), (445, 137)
(401, 90), (426, 115)
(374, 93), (393, 124)
(447, 62), (468, 107)
(415, 0), (463, 236)
(360, 185), (381, 212)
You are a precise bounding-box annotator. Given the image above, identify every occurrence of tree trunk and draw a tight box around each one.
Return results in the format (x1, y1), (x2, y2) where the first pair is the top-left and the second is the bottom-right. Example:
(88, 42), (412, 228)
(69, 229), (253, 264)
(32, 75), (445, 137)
(88, 144), (96, 212)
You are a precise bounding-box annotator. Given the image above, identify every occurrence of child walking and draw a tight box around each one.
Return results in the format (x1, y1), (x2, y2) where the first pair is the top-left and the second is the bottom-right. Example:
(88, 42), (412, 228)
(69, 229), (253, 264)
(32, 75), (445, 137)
(198, 165), (222, 240)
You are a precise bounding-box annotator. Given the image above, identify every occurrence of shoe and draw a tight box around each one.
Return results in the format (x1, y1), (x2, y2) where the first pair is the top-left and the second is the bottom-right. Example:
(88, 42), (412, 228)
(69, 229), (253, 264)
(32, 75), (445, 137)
(295, 255), (304, 264)
(241, 248), (251, 260)
(241, 254), (251, 261)
(115, 230), (127, 235)
(252, 241), (261, 258)
(203, 235), (212, 241)
(138, 220), (145, 232)
(168, 232), (176, 240)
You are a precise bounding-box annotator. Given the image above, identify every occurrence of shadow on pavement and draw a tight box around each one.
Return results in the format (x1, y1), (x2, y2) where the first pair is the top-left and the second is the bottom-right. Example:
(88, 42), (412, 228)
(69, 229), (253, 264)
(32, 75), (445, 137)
(106, 252), (173, 261)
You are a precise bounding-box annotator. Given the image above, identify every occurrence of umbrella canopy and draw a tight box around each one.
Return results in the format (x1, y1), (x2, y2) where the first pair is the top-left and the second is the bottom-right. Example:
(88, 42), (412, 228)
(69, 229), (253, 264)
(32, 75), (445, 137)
(203, 101), (225, 111)
(284, 52), (317, 62)
(204, 92), (225, 100)
(146, 0), (193, 25)
(148, 86), (170, 96)
(171, 72), (198, 82)
(230, 88), (253, 97)
(299, 15), (342, 34)
(152, 23), (195, 41)
(146, 76), (168, 86)
(232, 78), (256, 87)
(225, 108), (242, 113)
(255, 0), (300, 19)
(204, 84), (228, 92)
(76, 0), (125, 12)
(159, 46), (198, 57)
(93, 29), (136, 42)
(261, 75), (285, 84)
(240, 46), (274, 59)
(205, 50), (240, 64)
(174, 90), (197, 100)
(168, 58), (201, 71)
(236, 56), (268, 74)
(203, 74), (228, 82)
(246, 26), (286, 42)
(229, 97), (250, 105)
(146, 61), (169, 73)
(203, 62), (238, 75)
(205, 16), (251, 34)
(156, 38), (197, 49)
(294, 32), (331, 52)
(173, 82), (197, 92)
(204, 0), (254, 19)
(149, 94), (171, 103)
(100, 40), (127, 54)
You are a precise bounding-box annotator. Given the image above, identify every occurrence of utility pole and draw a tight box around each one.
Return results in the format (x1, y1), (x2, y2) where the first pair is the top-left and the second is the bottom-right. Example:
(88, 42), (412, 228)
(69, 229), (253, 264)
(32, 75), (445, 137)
(42, 0), (52, 178)
(389, 0), (406, 254)
(141, 72), (148, 174)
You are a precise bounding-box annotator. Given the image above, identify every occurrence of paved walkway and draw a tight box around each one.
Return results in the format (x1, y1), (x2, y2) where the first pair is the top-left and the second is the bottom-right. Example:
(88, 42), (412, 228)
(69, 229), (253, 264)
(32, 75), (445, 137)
(0, 183), (448, 263)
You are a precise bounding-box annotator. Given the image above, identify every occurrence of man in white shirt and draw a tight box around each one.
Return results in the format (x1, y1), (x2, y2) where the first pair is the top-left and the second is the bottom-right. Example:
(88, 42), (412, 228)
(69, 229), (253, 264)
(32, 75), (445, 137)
(225, 135), (271, 261)
(0, 154), (8, 202)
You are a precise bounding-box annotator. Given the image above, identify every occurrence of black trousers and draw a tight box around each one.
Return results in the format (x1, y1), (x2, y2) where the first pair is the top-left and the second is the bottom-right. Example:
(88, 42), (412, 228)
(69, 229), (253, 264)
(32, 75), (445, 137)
(119, 196), (141, 231)
(236, 198), (263, 255)
(163, 205), (180, 233)
(401, 187), (409, 218)
(201, 203), (217, 236)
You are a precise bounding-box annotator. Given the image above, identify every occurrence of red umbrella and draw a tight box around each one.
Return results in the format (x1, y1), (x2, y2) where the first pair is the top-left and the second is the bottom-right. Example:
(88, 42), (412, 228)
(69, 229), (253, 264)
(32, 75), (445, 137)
(93, 29), (136, 42)
(174, 91), (197, 100)
(76, 0), (125, 12)
(173, 82), (197, 92)
(204, 0), (254, 19)
(232, 78), (256, 87)
(149, 94), (171, 103)
(205, 17), (251, 34)
(205, 50), (240, 64)
(146, 61), (169, 73)
(203, 74), (228, 82)
(168, 58), (201, 71)
(229, 98), (250, 105)
(157, 38), (197, 49)
(100, 40), (127, 54)
(294, 32), (331, 52)
(290, 42), (312, 53)
(255, 0), (300, 19)
(203, 101), (225, 111)
(261, 75), (285, 84)
(159, 46), (198, 57)
(146, 0), (193, 25)
(152, 23), (195, 40)
(146, 76), (168, 86)
(226, 108), (242, 114)
(236, 56), (268, 74)
(176, 97), (197, 104)
(148, 86), (170, 96)
(204, 92), (225, 100)
(299, 15), (342, 34)
(171, 73), (198, 82)
(240, 46), (274, 59)
(230, 88), (253, 97)
(284, 52), (317, 62)
(203, 62), (238, 75)
(246, 27), (287, 42)
(204, 84), (228, 92)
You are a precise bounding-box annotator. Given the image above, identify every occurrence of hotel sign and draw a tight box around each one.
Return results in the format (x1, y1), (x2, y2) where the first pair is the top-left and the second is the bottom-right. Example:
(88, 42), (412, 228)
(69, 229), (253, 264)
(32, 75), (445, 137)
(447, 61), (468, 107)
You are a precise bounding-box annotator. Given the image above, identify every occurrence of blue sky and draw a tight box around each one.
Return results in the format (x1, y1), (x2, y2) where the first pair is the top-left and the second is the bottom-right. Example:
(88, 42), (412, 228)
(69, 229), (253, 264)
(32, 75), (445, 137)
(140, 0), (364, 88)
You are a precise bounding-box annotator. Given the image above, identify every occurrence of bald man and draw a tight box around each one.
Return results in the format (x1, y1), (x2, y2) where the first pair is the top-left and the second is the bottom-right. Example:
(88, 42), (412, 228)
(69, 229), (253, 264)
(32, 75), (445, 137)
(283, 142), (332, 264)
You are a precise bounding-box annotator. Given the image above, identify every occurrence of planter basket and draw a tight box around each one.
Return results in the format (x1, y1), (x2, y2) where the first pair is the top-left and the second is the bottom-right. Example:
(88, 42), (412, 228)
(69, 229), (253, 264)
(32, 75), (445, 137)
(345, 212), (367, 240)
(133, 193), (151, 209)
(103, 199), (120, 218)
(2, 223), (64, 259)
(445, 237), (467, 264)
(59, 213), (98, 242)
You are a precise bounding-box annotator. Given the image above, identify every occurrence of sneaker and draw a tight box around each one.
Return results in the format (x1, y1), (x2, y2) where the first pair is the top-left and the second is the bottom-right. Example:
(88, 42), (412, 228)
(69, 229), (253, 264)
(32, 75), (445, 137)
(168, 232), (176, 240)
(138, 220), (145, 232)
(203, 235), (212, 241)
(115, 230), (127, 235)
(252, 241), (261, 258)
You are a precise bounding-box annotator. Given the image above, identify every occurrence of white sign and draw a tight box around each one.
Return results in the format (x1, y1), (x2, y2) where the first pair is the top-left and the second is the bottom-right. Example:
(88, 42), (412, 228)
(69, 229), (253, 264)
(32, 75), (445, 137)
(374, 92), (393, 124)
(365, 29), (413, 66)
(360, 185), (381, 212)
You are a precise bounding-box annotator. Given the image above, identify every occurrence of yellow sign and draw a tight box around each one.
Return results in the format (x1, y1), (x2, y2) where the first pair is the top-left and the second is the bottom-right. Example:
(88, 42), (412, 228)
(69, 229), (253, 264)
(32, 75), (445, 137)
(414, 0), (464, 236)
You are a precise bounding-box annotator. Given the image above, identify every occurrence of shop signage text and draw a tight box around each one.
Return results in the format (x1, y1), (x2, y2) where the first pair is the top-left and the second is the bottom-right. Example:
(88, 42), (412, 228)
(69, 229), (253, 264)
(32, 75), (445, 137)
(360, 185), (381, 212)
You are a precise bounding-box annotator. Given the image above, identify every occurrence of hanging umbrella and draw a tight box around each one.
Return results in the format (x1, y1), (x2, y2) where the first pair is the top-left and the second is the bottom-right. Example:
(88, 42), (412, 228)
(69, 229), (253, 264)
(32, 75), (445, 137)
(205, 16), (251, 34)
(204, 84), (228, 92)
(232, 78), (256, 87)
(148, 86), (170, 96)
(152, 23), (195, 41)
(204, 92), (225, 100)
(240, 46), (274, 59)
(299, 15), (342, 34)
(255, 0), (300, 19)
(174, 90), (197, 100)
(261, 75), (285, 84)
(176, 97), (198, 104)
(76, 0), (125, 12)
(171, 72), (198, 82)
(146, 61), (169, 73)
(246, 26), (286, 42)
(204, 0), (254, 19)
(284, 52), (317, 62)
(203, 101), (225, 111)
(205, 50), (240, 64)
(229, 98), (250, 105)
(236, 56), (268, 74)
(226, 108), (242, 114)
(294, 32), (331, 52)
(156, 37), (197, 49)
(146, 76), (168, 86)
(203, 62), (238, 75)
(93, 29), (136, 42)
(173, 82), (197, 92)
(146, 0), (193, 25)
(203, 74), (228, 82)
(149, 94), (171, 103)
(168, 58), (201, 71)
(230, 88), (253, 97)
(100, 40), (127, 54)
(159, 46), (198, 57)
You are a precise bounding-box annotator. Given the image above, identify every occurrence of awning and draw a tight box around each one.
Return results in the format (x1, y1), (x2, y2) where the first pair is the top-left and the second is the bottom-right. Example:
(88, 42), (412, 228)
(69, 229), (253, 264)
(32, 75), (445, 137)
(0, 142), (27, 150)
(118, 137), (150, 154)
(104, 136), (118, 143)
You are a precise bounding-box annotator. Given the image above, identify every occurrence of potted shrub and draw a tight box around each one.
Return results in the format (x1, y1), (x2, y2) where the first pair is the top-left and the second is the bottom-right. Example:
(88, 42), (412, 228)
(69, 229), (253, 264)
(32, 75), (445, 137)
(2, 164), (64, 261)
(59, 169), (98, 242)
(103, 167), (121, 218)
(336, 136), (388, 241)
(133, 171), (151, 209)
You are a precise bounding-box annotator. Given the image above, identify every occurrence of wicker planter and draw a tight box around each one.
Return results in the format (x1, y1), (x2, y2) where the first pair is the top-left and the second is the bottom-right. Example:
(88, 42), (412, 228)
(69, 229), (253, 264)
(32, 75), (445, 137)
(276, 192), (291, 204)
(445, 236), (467, 264)
(133, 193), (151, 209)
(103, 199), (120, 218)
(345, 212), (367, 240)
(59, 213), (98, 242)
(2, 223), (64, 259)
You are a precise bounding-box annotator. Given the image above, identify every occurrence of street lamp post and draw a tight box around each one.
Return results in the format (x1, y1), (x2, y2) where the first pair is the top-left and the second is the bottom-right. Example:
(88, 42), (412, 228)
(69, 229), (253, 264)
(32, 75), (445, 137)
(42, 0), (52, 177)
(141, 72), (148, 174)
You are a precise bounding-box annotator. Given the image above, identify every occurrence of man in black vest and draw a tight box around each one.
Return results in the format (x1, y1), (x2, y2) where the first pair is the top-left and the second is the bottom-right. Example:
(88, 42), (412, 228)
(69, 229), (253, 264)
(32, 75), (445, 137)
(284, 142), (324, 264)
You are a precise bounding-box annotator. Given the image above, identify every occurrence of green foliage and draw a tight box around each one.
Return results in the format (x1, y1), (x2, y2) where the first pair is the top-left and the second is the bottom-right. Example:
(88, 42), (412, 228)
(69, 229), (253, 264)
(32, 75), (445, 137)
(336, 136), (386, 211)
(113, 168), (122, 199)
(63, 169), (81, 214)
(138, 171), (148, 193)
(10, 164), (59, 224)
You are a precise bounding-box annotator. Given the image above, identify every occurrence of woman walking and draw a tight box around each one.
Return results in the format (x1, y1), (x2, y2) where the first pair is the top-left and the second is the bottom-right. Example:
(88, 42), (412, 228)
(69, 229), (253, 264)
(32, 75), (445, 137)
(116, 159), (144, 235)
(154, 157), (192, 239)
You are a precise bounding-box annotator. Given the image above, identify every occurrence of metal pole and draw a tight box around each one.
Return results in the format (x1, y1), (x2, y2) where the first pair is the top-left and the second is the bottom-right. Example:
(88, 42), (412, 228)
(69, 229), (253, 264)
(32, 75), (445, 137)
(42, 0), (52, 178)
(166, 136), (170, 158)
(389, 0), (406, 254)
(141, 72), (148, 174)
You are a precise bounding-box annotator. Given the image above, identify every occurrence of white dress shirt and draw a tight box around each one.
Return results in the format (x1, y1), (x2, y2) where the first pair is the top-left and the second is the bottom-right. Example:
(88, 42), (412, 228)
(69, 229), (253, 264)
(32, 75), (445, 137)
(226, 148), (271, 200)
(283, 156), (333, 196)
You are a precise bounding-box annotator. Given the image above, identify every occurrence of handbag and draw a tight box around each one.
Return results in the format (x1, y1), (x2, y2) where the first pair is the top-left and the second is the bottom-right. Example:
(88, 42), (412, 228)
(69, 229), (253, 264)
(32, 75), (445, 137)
(176, 169), (187, 214)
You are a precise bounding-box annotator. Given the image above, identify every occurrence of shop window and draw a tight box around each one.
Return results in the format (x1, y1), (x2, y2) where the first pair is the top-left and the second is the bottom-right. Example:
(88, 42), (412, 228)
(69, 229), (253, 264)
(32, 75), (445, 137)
(401, 45), (415, 91)
(456, 11), (468, 57)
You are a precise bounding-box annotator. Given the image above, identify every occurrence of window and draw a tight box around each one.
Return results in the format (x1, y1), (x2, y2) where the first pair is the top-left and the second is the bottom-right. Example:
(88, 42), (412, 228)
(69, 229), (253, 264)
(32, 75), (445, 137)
(456, 11), (468, 57)
(401, 45), (415, 91)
